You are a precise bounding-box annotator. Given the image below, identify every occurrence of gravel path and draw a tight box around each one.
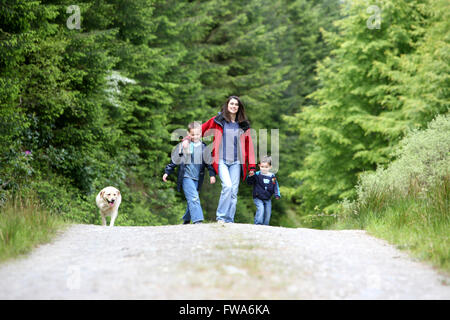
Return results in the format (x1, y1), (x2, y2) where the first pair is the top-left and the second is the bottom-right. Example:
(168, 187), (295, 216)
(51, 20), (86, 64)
(0, 223), (448, 299)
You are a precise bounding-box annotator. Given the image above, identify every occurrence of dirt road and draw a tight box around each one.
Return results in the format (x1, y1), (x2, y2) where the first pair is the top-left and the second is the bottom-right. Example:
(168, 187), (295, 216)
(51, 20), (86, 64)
(0, 223), (448, 299)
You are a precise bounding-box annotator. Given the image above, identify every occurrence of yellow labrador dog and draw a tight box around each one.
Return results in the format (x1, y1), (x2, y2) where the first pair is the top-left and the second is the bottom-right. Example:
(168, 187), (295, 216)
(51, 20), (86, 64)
(96, 186), (122, 227)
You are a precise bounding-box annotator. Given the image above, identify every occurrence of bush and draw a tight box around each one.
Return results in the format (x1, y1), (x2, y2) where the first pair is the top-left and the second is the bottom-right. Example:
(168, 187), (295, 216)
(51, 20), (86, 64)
(336, 114), (450, 271)
(356, 114), (450, 206)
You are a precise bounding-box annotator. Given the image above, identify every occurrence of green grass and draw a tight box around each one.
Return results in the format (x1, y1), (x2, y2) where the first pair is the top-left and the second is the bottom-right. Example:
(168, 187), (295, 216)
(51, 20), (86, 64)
(334, 176), (449, 273)
(0, 198), (66, 263)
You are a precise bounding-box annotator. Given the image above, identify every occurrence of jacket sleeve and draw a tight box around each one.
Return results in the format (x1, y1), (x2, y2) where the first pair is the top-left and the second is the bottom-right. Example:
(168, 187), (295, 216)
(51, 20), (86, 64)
(246, 172), (257, 185)
(165, 143), (184, 175)
(202, 143), (216, 177)
(202, 116), (216, 138)
(274, 176), (281, 198)
(244, 130), (257, 172)
(164, 161), (177, 176)
(206, 163), (216, 177)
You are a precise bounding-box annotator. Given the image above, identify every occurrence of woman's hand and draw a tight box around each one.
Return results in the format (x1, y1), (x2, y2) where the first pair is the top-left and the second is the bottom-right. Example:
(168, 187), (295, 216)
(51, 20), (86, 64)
(162, 173), (168, 182)
(210, 176), (216, 184)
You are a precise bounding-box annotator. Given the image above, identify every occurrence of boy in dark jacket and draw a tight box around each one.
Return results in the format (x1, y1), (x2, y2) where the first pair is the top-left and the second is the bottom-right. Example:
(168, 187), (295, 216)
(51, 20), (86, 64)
(163, 122), (216, 224)
(246, 156), (281, 225)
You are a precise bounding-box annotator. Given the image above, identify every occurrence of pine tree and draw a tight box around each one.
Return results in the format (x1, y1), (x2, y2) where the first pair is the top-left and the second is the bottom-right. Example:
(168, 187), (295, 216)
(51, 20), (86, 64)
(0, 0), (47, 192)
(291, 0), (447, 214)
(272, 0), (340, 223)
(387, 0), (450, 127)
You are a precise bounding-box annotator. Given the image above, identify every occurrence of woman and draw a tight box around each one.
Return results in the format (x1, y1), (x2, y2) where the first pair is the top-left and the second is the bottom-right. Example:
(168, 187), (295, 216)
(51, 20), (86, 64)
(183, 96), (256, 223)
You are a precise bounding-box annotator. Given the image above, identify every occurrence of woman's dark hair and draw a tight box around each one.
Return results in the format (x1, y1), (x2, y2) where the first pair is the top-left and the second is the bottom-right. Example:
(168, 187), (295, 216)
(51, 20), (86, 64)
(221, 95), (249, 123)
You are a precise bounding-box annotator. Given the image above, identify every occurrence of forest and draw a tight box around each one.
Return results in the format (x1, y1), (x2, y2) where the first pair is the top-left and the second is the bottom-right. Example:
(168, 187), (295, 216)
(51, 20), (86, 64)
(1, 0), (448, 235)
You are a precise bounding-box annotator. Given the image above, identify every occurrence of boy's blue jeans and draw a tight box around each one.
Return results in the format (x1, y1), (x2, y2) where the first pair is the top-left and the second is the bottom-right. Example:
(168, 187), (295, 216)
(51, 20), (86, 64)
(216, 160), (241, 223)
(182, 178), (204, 223)
(253, 198), (272, 225)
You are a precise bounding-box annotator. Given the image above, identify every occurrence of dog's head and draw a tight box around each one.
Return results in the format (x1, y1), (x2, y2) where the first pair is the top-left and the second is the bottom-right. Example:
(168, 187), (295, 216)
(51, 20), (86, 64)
(100, 187), (120, 207)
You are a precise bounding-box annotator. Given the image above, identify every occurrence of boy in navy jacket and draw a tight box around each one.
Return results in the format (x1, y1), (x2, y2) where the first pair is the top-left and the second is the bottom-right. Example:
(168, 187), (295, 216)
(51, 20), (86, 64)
(246, 156), (281, 225)
(163, 122), (216, 224)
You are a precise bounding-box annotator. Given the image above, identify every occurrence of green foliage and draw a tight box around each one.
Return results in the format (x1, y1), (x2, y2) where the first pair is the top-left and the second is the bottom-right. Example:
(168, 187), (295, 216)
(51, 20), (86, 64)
(356, 114), (450, 204)
(1, 0), (447, 231)
(336, 114), (450, 270)
(1, 0), (184, 224)
(3, 0), (319, 225)
(389, 0), (450, 126)
(288, 0), (449, 214)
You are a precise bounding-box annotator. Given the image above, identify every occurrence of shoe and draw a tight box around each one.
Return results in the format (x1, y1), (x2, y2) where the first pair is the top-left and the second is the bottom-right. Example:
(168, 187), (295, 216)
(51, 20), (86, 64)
(183, 220), (191, 224)
(217, 219), (226, 225)
(193, 221), (202, 224)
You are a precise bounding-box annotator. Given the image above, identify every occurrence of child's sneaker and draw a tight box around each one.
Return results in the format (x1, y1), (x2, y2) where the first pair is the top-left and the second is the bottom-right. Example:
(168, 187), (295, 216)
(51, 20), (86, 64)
(183, 220), (191, 224)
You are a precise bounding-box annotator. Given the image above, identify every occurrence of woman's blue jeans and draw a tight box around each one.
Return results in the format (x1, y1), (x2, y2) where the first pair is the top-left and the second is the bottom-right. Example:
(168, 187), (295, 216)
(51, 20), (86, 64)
(182, 178), (204, 223)
(253, 198), (272, 225)
(216, 160), (241, 223)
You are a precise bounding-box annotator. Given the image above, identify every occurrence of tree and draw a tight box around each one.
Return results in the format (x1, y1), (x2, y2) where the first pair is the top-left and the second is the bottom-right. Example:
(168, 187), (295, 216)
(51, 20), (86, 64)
(290, 0), (448, 214)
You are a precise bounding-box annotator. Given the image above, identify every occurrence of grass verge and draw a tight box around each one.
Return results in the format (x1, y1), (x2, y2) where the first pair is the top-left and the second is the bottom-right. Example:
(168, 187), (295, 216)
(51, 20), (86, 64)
(332, 115), (449, 274)
(334, 177), (449, 273)
(0, 198), (67, 263)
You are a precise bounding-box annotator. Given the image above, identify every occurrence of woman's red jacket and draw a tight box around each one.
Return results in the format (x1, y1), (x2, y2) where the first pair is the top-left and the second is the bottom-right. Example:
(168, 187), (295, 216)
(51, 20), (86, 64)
(201, 112), (257, 180)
